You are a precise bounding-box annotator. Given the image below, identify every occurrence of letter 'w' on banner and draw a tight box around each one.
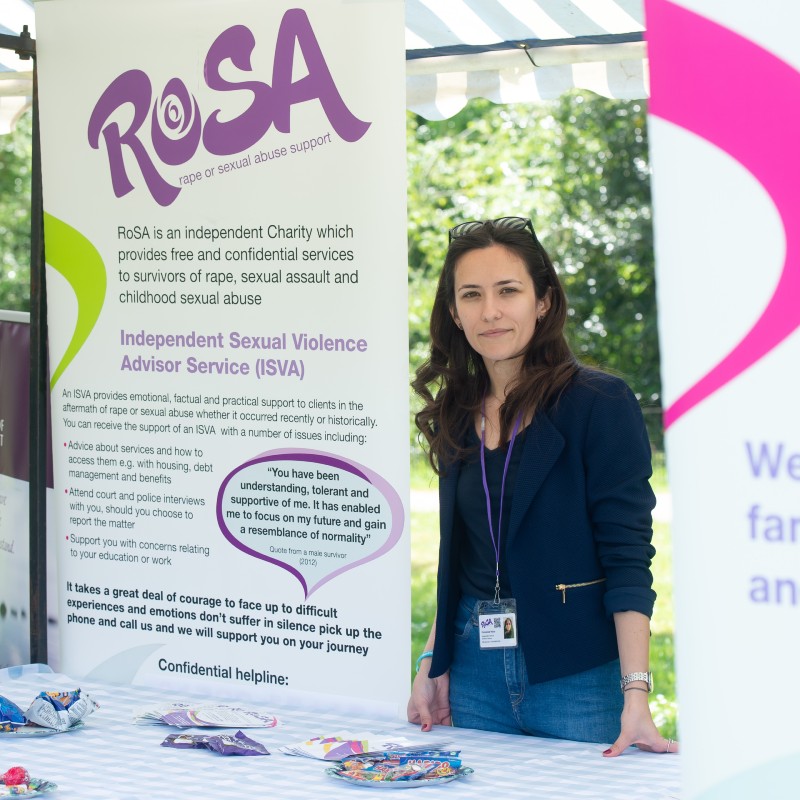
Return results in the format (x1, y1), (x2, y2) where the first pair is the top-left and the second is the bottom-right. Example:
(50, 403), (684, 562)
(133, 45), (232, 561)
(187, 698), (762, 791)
(34, 0), (410, 717)
(647, 1), (800, 797)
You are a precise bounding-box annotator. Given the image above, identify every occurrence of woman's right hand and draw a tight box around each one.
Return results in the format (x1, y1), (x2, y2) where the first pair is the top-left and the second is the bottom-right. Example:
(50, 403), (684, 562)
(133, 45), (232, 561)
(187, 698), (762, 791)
(407, 662), (451, 731)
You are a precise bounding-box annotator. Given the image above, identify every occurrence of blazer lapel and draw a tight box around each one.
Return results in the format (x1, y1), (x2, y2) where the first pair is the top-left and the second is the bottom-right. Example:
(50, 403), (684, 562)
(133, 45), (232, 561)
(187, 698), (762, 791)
(506, 412), (564, 549)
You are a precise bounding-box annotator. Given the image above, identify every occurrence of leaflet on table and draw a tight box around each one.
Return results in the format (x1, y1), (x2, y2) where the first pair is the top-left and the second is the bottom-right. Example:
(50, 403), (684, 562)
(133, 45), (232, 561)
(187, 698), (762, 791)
(278, 732), (451, 760)
(133, 703), (279, 728)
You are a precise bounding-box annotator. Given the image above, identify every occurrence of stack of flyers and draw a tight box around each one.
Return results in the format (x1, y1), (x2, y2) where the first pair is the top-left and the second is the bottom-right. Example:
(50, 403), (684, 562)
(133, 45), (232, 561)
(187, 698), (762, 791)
(279, 732), (452, 761)
(133, 704), (279, 729)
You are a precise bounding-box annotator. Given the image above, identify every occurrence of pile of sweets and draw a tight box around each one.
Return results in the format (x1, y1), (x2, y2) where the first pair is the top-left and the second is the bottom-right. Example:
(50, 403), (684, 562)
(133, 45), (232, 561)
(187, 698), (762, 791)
(338, 750), (462, 783)
(1, 766), (30, 797)
(0, 689), (98, 732)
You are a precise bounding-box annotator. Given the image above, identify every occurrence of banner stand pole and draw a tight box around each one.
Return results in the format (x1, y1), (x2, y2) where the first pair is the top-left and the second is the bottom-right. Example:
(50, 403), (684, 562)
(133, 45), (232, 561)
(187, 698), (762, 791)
(27, 40), (49, 666)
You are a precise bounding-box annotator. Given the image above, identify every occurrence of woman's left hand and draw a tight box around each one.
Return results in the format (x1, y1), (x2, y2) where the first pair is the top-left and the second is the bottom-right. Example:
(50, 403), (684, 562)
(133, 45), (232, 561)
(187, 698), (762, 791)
(602, 694), (679, 757)
(608, 612), (678, 757)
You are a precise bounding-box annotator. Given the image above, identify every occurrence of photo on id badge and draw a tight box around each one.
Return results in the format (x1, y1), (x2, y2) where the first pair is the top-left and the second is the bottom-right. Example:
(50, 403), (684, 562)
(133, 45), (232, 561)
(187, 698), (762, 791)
(478, 600), (518, 649)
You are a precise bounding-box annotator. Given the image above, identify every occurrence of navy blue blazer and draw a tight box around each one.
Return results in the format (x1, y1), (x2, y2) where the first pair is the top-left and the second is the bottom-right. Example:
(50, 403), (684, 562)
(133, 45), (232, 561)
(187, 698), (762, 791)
(429, 369), (657, 685)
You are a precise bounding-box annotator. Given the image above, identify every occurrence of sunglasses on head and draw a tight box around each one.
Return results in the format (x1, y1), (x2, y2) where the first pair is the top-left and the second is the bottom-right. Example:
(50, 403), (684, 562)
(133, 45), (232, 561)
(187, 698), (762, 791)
(448, 216), (536, 243)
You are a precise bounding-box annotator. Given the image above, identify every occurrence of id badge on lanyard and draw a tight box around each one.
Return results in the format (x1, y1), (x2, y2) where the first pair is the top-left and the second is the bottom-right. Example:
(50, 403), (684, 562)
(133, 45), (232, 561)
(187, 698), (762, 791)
(478, 400), (522, 650)
(478, 598), (518, 649)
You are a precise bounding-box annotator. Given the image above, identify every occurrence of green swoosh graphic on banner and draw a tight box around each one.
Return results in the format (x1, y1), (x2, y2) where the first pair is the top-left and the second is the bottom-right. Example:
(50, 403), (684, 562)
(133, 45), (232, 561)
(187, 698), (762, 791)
(44, 212), (107, 389)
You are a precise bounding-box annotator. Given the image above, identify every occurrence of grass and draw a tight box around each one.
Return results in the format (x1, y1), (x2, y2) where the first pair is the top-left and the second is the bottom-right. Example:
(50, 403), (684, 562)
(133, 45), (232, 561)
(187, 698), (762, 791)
(409, 454), (678, 741)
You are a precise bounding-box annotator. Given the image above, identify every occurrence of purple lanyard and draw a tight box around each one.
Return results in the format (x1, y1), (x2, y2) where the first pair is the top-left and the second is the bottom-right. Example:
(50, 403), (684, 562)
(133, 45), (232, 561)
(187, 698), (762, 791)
(480, 397), (522, 603)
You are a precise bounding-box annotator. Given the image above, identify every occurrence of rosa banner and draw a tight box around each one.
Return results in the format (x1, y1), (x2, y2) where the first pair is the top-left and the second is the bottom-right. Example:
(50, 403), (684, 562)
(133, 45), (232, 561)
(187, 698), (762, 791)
(35, 0), (409, 714)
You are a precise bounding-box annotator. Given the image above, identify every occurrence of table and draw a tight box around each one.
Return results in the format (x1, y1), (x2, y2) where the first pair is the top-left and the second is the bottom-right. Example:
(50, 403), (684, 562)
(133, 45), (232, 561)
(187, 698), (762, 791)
(0, 665), (681, 799)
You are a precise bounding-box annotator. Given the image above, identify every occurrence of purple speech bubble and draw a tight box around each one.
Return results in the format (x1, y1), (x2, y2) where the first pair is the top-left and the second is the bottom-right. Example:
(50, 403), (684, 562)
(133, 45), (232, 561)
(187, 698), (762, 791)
(216, 448), (404, 598)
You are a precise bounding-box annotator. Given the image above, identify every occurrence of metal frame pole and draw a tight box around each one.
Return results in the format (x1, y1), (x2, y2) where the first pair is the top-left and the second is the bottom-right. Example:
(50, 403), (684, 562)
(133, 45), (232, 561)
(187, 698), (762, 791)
(0, 25), (47, 664)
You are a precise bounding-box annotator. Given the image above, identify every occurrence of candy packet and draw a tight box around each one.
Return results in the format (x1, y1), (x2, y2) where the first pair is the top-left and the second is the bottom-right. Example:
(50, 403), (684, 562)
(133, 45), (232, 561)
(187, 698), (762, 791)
(206, 731), (270, 756)
(0, 786), (33, 797)
(25, 689), (99, 731)
(161, 730), (269, 756)
(338, 762), (437, 783)
(344, 750), (461, 768)
(0, 697), (27, 732)
(396, 750), (461, 776)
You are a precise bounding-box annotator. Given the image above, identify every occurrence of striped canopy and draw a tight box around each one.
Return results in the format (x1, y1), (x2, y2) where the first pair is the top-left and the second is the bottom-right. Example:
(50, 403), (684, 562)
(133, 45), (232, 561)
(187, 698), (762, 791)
(406, 0), (647, 119)
(0, 0), (647, 131)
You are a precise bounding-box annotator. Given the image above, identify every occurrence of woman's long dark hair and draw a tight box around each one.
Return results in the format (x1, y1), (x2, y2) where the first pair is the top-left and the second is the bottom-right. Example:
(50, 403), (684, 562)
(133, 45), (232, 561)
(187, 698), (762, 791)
(412, 219), (578, 474)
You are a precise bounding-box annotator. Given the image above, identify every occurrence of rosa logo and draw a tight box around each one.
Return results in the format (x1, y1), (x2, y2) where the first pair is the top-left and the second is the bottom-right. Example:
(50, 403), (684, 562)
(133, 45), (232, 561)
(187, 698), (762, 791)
(150, 77), (201, 167)
(88, 9), (370, 206)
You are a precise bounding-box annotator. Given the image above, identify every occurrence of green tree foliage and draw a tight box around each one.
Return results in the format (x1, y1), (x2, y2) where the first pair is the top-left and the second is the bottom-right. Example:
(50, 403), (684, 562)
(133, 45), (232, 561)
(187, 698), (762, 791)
(406, 93), (662, 447)
(0, 110), (32, 312)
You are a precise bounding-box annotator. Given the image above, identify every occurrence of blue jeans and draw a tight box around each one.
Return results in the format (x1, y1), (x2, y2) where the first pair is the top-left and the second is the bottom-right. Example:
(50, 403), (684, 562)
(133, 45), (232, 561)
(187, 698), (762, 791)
(449, 596), (623, 743)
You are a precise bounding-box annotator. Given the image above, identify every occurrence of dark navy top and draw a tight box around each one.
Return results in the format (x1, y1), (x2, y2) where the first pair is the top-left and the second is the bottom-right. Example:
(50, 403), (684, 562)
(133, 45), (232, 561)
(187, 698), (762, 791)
(456, 425), (526, 599)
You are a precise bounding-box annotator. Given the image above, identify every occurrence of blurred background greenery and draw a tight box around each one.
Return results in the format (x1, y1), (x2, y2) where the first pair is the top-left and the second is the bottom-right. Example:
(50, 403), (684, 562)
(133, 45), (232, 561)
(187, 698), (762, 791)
(407, 91), (661, 449)
(0, 111), (32, 312)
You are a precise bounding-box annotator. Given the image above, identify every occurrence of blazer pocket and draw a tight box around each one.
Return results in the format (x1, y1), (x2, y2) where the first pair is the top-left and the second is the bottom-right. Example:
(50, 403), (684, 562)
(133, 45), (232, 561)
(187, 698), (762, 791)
(554, 577), (606, 604)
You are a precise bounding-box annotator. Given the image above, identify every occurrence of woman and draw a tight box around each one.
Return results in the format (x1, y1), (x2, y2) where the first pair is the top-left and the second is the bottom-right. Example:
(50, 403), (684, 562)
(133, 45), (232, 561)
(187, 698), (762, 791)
(407, 217), (677, 756)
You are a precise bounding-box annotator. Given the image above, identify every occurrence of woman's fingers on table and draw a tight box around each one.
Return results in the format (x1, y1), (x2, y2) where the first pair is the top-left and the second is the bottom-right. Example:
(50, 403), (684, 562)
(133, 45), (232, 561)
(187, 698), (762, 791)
(656, 737), (680, 754)
(419, 712), (452, 732)
(409, 705), (450, 732)
(603, 735), (680, 757)
(415, 697), (452, 731)
(602, 736), (631, 758)
(407, 676), (451, 731)
(632, 736), (680, 754)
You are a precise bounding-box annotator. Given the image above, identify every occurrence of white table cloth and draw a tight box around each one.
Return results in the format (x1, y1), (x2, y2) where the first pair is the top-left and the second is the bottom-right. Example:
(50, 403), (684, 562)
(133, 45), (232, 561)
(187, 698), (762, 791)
(0, 665), (681, 799)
